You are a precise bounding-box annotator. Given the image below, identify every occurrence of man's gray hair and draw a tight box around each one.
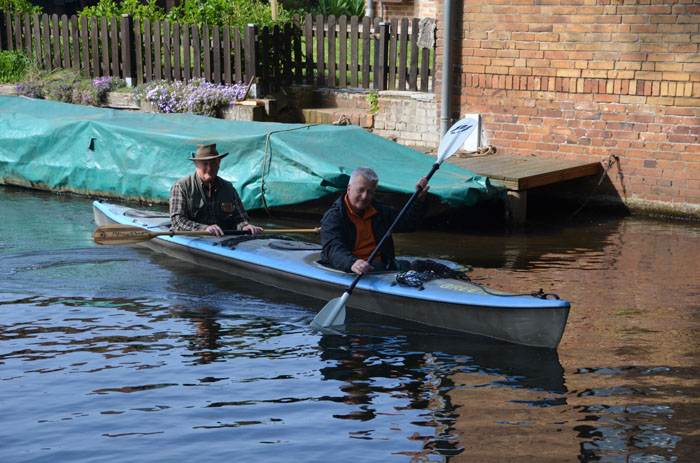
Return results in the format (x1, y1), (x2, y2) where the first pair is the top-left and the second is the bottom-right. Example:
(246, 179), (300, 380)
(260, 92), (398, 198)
(349, 167), (378, 185)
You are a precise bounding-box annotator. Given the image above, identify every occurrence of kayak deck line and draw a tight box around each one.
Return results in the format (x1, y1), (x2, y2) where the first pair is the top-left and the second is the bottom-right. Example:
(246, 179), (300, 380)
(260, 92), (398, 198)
(93, 200), (570, 348)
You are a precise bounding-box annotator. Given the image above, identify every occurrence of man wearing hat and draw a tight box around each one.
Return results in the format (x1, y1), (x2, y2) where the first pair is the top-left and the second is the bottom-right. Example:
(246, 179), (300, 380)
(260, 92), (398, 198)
(170, 143), (263, 237)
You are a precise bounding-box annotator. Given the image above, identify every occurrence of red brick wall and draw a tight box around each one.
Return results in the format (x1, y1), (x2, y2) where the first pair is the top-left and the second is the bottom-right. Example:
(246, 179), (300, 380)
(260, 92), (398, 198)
(376, 0), (438, 20)
(436, 0), (700, 215)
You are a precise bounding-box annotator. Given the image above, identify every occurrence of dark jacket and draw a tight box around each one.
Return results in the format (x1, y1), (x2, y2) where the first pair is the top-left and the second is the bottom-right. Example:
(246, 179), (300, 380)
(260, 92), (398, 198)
(320, 194), (427, 272)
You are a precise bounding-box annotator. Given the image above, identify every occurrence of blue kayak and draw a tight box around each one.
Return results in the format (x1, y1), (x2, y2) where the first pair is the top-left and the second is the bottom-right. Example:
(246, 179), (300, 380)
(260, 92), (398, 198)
(93, 200), (570, 348)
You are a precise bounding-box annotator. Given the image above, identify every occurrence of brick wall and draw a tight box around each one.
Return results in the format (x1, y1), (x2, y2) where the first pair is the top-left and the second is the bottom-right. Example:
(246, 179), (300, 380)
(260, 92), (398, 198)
(436, 0), (700, 217)
(375, 0), (438, 20)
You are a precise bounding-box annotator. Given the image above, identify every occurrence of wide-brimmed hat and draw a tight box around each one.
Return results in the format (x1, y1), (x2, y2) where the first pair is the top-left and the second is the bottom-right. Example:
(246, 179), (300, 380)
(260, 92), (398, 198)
(188, 143), (229, 161)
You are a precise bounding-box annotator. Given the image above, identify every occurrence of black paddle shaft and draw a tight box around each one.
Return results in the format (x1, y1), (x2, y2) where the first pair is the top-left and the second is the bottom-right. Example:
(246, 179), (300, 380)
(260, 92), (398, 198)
(345, 162), (441, 294)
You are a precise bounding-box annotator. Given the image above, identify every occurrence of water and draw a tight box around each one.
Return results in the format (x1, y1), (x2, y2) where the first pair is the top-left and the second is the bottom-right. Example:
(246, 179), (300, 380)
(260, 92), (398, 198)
(1, 185), (699, 462)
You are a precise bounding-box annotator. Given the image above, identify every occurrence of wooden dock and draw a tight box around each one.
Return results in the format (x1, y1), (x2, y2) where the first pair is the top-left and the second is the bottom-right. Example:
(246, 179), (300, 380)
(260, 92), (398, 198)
(448, 154), (602, 223)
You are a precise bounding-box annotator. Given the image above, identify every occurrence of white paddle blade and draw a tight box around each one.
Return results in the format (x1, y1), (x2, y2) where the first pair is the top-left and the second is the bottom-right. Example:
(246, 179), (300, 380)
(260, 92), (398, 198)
(437, 117), (478, 163)
(312, 292), (349, 328)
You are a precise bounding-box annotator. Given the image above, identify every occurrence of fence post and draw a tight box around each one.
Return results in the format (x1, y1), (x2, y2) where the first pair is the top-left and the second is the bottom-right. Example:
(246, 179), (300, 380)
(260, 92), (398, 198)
(244, 24), (258, 96)
(121, 14), (136, 87)
(0, 10), (5, 51)
(377, 22), (389, 91)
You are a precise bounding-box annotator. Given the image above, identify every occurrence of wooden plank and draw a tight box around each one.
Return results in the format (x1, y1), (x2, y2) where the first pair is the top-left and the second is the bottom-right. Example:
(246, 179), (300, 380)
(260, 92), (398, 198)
(13, 13), (21, 51)
(243, 25), (256, 85)
(52, 14), (61, 69)
(338, 15), (347, 88)
(79, 15), (89, 77)
(172, 22), (181, 81)
(163, 21), (172, 81)
(211, 26), (223, 84)
(110, 16), (119, 76)
(408, 18), (418, 91)
(350, 15), (358, 87)
(134, 18), (144, 84)
(304, 14), (313, 85)
(420, 44), (429, 92)
(315, 15), (324, 86)
(202, 23), (210, 81)
(361, 16), (370, 88)
(143, 19), (153, 82)
(60, 15), (70, 70)
(397, 18), (407, 90)
(377, 21), (388, 91)
(327, 15), (335, 87)
(23, 13), (30, 58)
(233, 26), (241, 83)
(388, 18), (397, 90)
(260, 25), (269, 93)
(89, 16), (99, 78)
(449, 155), (602, 191)
(43, 14), (51, 71)
(372, 16), (380, 89)
(272, 25), (281, 87)
(292, 14), (302, 83)
(32, 14), (41, 68)
(212, 25), (221, 84)
(4, 12), (12, 51)
(518, 164), (602, 190)
(70, 15), (79, 70)
(153, 21), (162, 80)
(283, 23), (292, 86)
(100, 16), (109, 76)
(182, 23), (190, 81)
(222, 25), (231, 84)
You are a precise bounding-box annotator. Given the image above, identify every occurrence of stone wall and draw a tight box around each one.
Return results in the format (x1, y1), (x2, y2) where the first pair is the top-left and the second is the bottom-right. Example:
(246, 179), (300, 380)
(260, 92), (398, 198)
(310, 88), (439, 151)
(435, 0), (700, 218)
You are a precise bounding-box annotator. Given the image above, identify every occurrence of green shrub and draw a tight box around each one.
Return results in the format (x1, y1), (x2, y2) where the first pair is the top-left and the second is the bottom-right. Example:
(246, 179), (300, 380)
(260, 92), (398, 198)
(0, 51), (29, 83)
(78, 0), (166, 23)
(167, 0), (291, 29)
(77, 0), (290, 29)
(315, 0), (364, 17)
(0, 0), (42, 15)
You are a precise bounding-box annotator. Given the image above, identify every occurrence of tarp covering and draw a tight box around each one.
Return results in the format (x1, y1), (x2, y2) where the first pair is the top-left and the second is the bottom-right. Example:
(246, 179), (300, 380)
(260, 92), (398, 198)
(0, 95), (502, 209)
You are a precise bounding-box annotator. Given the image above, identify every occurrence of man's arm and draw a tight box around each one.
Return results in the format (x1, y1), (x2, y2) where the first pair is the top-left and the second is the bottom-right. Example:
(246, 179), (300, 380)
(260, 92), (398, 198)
(320, 209), (357, 273)
(169, 182), (206, 231)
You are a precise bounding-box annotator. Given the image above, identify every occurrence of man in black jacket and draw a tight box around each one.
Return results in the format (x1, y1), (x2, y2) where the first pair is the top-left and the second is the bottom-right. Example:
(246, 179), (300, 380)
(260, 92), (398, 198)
(320, 167), (429, 275)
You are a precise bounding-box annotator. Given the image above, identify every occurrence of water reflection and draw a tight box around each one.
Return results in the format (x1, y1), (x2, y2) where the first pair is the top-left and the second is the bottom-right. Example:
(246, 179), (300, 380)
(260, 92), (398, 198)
(2, 186), (699, 462)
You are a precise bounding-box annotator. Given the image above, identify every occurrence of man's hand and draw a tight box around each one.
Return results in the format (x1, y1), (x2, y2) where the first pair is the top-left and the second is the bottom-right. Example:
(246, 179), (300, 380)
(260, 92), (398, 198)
(415, 176), (430, 200)
(205, 224), (224, 237)
(242, 224), (264, 236)
(351, 259), (374, 275)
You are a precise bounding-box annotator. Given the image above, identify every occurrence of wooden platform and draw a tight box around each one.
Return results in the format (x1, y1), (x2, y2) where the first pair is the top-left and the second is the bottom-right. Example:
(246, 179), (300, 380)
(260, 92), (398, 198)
(448, 154), (602, 223)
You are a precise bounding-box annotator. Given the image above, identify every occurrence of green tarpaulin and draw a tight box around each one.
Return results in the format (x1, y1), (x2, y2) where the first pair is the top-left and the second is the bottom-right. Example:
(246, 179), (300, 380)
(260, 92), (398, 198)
(0, 95), (502, 209)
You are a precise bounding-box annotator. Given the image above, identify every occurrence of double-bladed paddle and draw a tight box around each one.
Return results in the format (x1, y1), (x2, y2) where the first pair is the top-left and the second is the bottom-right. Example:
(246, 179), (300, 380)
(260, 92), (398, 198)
(94, 224), (320, 246)
(311, 117), (478, 329)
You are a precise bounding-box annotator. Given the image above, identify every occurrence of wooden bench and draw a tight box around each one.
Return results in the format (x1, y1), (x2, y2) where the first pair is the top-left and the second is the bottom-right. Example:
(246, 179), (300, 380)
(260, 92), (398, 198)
(448, 154), (602, 223)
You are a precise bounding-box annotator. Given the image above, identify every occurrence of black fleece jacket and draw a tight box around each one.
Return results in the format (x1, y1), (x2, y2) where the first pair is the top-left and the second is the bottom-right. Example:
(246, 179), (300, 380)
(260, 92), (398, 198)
(320, 194), (427, 272)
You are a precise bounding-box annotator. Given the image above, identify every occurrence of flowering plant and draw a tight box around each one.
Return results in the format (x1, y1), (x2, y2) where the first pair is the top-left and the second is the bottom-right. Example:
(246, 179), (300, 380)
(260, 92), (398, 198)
(132, 78), (247, 117)
(78, 76), (125, 106)
(15, 70), (125, 106)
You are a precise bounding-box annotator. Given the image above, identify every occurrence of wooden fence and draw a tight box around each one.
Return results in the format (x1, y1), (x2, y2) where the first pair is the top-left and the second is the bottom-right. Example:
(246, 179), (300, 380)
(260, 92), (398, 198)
(0, 11), (435, 94)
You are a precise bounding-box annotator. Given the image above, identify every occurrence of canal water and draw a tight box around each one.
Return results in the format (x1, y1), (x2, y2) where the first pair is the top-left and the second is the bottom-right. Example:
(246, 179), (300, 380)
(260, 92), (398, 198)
(1, 185), (698, 462)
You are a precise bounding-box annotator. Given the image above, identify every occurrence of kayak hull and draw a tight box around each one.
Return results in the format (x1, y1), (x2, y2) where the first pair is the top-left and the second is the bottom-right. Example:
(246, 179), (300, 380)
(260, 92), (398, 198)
(93, 201), (570, 348)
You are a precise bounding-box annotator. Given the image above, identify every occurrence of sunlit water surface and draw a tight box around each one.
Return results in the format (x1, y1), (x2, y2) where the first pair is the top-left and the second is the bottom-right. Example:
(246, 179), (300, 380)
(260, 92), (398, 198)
(1, 186), (698, 462)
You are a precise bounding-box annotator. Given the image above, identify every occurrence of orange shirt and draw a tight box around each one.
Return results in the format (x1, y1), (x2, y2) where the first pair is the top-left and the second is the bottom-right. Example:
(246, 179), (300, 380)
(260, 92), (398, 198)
(344, 195), (382, 262)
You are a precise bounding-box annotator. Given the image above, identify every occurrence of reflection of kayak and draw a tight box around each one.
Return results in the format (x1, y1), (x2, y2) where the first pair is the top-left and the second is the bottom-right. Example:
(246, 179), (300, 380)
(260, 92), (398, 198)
(93, 200), (570, 348)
